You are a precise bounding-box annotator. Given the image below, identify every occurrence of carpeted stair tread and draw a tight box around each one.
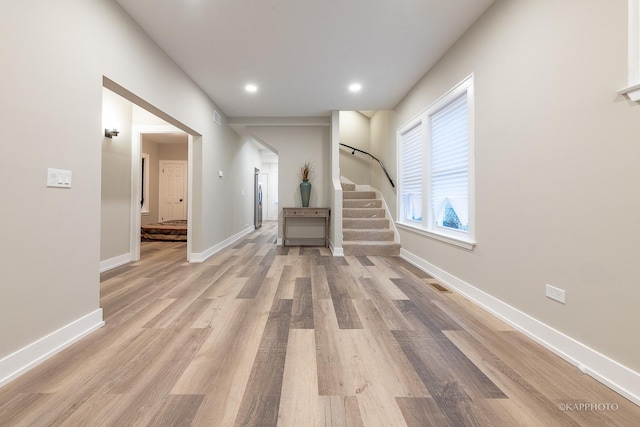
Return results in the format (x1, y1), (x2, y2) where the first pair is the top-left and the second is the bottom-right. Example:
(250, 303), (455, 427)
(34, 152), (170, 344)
(343, 218), (390, 229)
(343, 208), (386, 218)
(343, 241), (401, 256)
(343, 229), (394, 241)
(343, 190), (377, 199)
(343, 199), (382, 208)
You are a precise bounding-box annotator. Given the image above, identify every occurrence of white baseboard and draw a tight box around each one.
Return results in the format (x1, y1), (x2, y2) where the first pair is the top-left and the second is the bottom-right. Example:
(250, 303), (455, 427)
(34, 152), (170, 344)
(330, 241), (344, 257)
(99, 253), (132, 273)
(400, 249), (640, 406)
(0, 309), (104, 388)
(190, 226), (254, 263)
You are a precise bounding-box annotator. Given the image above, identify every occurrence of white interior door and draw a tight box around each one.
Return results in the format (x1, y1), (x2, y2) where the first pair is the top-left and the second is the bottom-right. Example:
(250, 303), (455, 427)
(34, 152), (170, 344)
(159, 160), (187, 222)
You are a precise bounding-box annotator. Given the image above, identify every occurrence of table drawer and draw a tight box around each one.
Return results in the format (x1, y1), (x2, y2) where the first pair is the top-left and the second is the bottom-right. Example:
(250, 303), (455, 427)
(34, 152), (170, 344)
(283, 209), (307, 216)
(306, 209), (329, 217)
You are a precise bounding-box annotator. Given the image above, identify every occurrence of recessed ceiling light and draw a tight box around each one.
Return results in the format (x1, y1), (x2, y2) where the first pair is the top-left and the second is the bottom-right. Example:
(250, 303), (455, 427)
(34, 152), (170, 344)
(245, 84), (258, 93)
(349, 83), (362, 92)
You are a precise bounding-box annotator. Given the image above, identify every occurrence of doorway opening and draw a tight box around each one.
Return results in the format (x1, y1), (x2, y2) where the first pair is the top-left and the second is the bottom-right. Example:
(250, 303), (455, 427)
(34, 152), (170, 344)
(137, 130), (189, 254)
(253, 142), (278, 226)
(100, 78), (198, 271)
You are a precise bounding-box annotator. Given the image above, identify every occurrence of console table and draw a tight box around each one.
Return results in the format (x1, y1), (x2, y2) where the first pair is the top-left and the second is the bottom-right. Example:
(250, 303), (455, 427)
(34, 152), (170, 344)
(282, 207), (330, 247)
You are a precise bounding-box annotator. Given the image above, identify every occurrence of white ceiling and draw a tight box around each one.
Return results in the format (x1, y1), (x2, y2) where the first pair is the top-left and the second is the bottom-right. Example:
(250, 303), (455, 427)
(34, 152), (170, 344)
(114, 0), (494, 118)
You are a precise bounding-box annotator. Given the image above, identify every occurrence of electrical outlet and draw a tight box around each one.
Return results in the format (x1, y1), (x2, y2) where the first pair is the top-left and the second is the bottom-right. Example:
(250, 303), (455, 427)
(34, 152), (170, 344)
(546, 284), (566, 304)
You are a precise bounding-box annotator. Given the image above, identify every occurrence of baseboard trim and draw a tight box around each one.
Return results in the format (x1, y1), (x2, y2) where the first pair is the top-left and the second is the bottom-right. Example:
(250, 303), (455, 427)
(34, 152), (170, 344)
(99, 253), (132, 273)
(0, 309), (104, 388)
(400, 249), (640, 406)
(330, 242), (344, 257)
(190, 226), (254, 263)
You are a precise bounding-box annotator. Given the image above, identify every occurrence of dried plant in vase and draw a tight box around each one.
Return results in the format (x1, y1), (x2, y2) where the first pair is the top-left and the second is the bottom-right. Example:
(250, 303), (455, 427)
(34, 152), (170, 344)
(300, 161), (313, 182)
(299, 161), (313, 207)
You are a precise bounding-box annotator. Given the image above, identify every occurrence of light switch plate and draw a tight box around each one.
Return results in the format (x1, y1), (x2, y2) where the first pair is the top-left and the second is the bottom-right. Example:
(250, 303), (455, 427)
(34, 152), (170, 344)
(47, 168), (72, 188)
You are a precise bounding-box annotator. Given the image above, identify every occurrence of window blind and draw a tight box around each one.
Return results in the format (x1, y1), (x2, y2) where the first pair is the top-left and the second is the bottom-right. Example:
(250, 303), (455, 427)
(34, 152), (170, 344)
(430, 93), (469, 230)
(400, 123), (423, 222)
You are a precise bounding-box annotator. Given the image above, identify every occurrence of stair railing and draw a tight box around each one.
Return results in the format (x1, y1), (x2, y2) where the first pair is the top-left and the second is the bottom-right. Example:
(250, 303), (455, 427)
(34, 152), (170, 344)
(339, 143), (396, 188)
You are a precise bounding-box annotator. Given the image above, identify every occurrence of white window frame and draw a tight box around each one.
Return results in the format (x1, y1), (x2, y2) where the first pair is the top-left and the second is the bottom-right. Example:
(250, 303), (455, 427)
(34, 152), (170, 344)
(396, 74), (476, 250)
(619, 0), (640, 101)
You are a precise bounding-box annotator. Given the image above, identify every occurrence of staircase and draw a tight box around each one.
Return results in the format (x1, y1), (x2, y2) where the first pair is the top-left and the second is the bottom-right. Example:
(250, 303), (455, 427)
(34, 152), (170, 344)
(342, 183), (400, 256)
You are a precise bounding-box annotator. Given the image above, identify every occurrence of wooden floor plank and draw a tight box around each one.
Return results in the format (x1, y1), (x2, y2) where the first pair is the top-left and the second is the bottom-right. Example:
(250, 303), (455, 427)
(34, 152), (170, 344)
(234, 298), (292, 427)
(318, 396), (365, 427)
(352, 299), (430, 399)
(192, 277), (248, 328)
(200, 267), (247, 300)
(275, 264), (296, 300)
(325, 264), (363, 329)
(392, 279), (462, 331)
(444, 330), (585, 427)
(142, 297), (211, 329)
(311, 261), (332, 300)
(358, 277), (414, 330)
(356, 255), (375, 267)
(172, 299), (271, 395)
(331, 295), (364, 330)
(291, 277), (314, 329)
(277, 329), (320, 426)
(0, 393), (53, 427)
(392, 329), (493, 426)
(314, 299), (349, 396)
(396, 396), (451, 427)
(236, 264), (271, 299)
(437, 292), (515, 332)
(363, 267), (410, 300)
(182, 300), (273, 426)
(59, 393), (136, 427)
(146, 394), (205, 427)
(106, 329), (211, 427)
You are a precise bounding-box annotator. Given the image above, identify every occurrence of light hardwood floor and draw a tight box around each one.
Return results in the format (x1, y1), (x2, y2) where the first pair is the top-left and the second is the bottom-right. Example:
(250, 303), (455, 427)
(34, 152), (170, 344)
(1, 221), (638, 426)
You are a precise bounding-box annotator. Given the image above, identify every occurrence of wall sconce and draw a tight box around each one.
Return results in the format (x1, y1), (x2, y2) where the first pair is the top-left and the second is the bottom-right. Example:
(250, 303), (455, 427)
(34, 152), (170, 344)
(105, 128), (120, 138)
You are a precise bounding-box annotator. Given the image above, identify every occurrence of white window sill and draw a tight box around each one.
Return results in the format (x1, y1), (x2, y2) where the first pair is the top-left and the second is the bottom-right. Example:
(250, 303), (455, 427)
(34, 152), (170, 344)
(397, 222), (476, 251)
(618, 83), (640, 102)
(141, 211), (150, 216)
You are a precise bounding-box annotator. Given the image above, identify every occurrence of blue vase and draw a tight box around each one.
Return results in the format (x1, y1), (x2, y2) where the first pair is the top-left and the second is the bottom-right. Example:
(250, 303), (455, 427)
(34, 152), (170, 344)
(300, 180), (311, 207)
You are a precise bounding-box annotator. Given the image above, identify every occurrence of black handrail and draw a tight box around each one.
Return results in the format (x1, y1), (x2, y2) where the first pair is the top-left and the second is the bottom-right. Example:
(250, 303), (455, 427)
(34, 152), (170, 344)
(339, 143), (395, 188)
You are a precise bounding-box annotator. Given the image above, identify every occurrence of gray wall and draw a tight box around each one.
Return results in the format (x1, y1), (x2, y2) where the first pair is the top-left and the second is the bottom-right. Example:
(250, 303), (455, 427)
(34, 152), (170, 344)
(0, 0), (256, 363)
(390, 0), (640, 372)
(370, 111), (396, 206)
(101, 88), (133, 261)
(338, 111), (371, 185)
